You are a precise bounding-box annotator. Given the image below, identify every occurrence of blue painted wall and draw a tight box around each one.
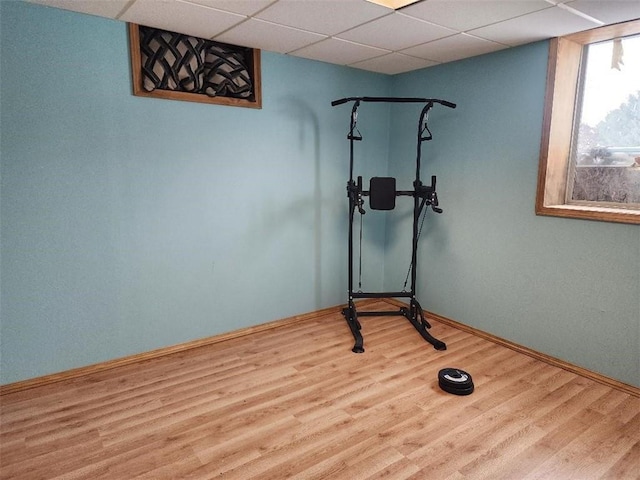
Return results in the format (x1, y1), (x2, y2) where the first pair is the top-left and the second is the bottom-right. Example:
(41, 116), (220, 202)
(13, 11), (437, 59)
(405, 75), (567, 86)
(385, 44), (639, 387)
(0, 1), (390, 384)
(1, 1), (638, 388)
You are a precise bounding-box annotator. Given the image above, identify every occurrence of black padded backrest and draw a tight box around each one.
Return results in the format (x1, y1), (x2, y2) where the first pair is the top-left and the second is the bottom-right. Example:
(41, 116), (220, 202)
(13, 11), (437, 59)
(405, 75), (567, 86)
(369, 177), (396, 210)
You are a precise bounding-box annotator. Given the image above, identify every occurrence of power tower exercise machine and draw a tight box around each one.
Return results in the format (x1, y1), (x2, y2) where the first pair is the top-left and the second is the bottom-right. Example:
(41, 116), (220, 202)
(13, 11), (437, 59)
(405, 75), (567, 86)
(331, 96), (456, 353)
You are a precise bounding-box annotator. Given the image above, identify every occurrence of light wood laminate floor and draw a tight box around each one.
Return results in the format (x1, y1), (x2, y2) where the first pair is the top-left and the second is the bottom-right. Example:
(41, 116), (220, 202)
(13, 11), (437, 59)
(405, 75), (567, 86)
(1, 301), (639, 479)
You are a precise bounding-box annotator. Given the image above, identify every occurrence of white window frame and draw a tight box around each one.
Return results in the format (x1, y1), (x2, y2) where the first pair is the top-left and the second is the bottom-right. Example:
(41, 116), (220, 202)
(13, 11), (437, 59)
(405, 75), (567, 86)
(536, 19), (640, 225)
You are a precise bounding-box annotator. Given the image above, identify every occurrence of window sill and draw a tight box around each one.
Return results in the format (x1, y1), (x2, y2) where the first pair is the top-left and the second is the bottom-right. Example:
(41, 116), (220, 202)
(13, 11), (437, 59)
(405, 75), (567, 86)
(536, 203), (640, 224)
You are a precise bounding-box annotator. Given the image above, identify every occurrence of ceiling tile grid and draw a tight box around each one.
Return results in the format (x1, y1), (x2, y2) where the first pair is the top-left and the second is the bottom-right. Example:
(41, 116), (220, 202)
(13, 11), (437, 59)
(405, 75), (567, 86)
(291, 37), (390, 65)
(335, 12), (457, 50)
(401, 33), (506, 64)
(118, 0), (246, 40)
(254, 0), (392, 36)
(400, 0), (554, 32)
(215, 18), (327, 54)
(26, 0), (640, 74)
(467, 5), (602, 46)
(564, 0), (640, 25)
(187, 0), (276, 17)
(350, 51), (439, 75)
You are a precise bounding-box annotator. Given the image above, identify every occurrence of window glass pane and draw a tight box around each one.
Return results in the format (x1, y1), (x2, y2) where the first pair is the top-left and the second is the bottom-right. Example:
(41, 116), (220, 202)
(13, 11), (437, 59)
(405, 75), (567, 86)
(571, 34), (640, 206)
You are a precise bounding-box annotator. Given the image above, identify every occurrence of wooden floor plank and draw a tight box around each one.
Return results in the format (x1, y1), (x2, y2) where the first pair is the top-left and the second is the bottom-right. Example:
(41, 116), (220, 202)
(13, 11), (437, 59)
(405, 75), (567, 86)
(599, 440), (640, 480)
(1, 304), (638, 479)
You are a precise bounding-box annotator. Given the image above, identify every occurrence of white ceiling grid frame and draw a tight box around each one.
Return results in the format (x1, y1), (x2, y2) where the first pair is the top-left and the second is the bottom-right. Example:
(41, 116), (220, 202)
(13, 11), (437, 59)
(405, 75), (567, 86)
(336, 11), (457, 50)
(401, 33), (506, 63)
(563, 0), (640, 25)
(468, 5), (603, 46)
(400, 0), (554, 32)
(24, 0), (640, 74)
(254, 0), (392, 36)
(350, 51), (438, 74)
(186, 0), (277, 17)
(215, 18), (327, 53)
(291, 37), (391, 65)
(119, 0), (246, 40)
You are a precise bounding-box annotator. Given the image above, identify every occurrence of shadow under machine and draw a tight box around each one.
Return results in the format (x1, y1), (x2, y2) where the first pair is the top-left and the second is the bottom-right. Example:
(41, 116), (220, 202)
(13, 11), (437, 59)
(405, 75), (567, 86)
(331, 96), (456, 354)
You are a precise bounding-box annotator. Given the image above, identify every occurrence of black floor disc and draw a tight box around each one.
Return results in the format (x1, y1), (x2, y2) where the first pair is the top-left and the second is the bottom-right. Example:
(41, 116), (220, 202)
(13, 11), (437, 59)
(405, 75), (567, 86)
(438, 368), (474, 395)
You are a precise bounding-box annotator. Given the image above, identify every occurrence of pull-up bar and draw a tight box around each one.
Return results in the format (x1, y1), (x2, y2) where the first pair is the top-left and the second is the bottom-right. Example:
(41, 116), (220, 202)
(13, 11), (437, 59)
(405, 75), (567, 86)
(331, 96), (457, 108)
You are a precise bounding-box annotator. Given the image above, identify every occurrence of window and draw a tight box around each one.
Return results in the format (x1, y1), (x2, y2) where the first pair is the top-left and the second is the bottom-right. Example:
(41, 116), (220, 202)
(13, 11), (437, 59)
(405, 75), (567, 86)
(536, 20), (640, 224)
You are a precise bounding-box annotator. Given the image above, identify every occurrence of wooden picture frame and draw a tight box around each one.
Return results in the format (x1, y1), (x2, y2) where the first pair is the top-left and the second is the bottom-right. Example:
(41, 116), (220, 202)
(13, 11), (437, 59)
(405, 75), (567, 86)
(128, 23), (262, 109)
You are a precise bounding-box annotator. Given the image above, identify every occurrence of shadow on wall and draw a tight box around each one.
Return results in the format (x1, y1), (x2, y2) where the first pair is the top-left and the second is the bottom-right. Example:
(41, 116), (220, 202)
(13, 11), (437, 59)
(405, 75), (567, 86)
(277, 98), (323, 309)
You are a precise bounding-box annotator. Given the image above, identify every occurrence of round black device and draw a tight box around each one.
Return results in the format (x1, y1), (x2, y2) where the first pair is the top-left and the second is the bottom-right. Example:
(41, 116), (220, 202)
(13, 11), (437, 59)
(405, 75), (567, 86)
(438, 368), (474, 395)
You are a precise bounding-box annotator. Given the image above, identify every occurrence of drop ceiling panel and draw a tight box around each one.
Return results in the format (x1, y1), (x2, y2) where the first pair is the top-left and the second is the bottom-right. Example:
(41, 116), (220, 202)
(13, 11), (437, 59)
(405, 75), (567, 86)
(119, 0), (245, 39)
(187, 0), (277, 17)
(291, 38), (389, 65)
(469, 5), (601, 46)
(565, 0), (640, 25)
(215, 18), (326, 53)
(400, 0), (553, 32)
(337, 12), (456, 50)
(255, 0), (391, 36)
(350, 52), (438, 75)
(402, 33), (507, 63)
(28, 0), (130, 19)
(24, 0), (640, 75)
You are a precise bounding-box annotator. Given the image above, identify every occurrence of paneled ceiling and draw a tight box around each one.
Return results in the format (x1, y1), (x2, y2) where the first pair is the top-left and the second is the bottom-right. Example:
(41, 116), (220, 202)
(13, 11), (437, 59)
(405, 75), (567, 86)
(27, 0), (640, 74)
